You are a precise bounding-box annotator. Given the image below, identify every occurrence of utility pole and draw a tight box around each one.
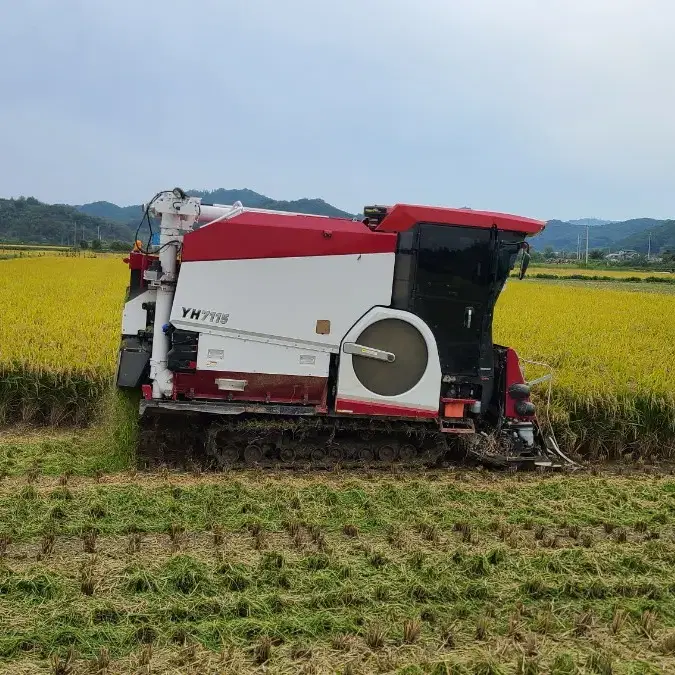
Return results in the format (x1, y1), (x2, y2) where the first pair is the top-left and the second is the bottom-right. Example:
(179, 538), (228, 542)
(577, 233), (581, 261)
(73, 223), (77, 249)
(585, 224), (589, 265)
(648, 232), (651, 261)
(97, 225), (100, 241)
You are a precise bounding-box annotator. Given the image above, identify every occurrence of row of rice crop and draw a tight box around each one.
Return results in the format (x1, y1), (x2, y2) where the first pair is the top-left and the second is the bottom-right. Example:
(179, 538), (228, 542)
(511, 271), (675, 284)
(1, 256), (673, 457)
(0, 248), (114, 259)
(525, 266), (674, 279)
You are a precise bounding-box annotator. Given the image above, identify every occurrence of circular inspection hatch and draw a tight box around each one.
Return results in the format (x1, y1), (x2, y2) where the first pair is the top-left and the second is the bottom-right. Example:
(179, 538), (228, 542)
(351, 318), (428, 396)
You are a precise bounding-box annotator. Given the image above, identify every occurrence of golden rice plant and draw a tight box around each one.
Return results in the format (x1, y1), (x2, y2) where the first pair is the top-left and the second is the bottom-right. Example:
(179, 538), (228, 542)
(495, 281), (675, 457)
(0, 256), (128, 424)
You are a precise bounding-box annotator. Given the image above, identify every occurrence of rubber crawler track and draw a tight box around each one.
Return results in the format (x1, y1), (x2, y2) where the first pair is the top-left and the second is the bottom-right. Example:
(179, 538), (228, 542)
(135, 411), (563, 471)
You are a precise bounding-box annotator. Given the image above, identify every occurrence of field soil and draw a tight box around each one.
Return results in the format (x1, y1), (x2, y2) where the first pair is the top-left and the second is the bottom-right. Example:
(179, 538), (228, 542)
(0, 429), (674, 673)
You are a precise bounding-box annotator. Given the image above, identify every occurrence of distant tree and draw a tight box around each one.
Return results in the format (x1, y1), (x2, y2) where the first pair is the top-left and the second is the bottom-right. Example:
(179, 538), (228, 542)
(543, 246), (556, 260)
(109, 240), (131, 251)
(91, 239), (102, 251)
(80, 240), (89, 249)
(589, 249), (605, 260)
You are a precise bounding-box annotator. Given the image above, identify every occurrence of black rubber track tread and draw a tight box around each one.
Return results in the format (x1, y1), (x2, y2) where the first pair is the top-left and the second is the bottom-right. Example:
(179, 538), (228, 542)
(135, 411), (565, 472)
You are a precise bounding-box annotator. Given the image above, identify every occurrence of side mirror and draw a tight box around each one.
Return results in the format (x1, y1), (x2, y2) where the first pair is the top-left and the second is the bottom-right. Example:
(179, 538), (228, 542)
(519, 249), (531, 280)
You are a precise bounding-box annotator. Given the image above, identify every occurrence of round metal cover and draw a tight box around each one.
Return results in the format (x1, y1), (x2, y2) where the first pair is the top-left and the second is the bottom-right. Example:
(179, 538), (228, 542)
(352, 318), (428, 396)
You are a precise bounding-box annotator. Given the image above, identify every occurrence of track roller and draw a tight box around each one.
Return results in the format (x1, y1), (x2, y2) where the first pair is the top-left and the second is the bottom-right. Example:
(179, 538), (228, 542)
(244, 444), (263, 464)
(280, 448), (295, 463)
(377, 442), (398, 462)
(311, 447), (326, 462)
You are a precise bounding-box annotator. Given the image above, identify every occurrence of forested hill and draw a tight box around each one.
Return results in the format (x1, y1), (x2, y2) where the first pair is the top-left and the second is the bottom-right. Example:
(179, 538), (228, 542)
(0, 189), (354, 245)
(0, 197), (131, 245)
(534, 218), (675, 254)
(615, 219), (675, 254)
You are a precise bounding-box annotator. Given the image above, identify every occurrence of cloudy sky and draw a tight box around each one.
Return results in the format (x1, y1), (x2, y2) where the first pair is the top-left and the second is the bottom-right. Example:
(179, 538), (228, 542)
(1, 0), (673, 220)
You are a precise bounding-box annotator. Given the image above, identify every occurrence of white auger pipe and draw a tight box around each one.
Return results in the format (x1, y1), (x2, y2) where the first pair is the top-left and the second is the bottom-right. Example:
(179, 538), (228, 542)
(195, 201), (332, 225)
(149, 211), (180, 399)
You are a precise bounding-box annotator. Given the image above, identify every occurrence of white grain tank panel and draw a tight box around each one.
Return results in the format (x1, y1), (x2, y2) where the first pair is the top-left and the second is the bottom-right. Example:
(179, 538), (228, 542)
(335, 307), (442, 413)
(122, 289), (155, 335)
(196, 332), (331, 377)
(170, 253), (395, 351)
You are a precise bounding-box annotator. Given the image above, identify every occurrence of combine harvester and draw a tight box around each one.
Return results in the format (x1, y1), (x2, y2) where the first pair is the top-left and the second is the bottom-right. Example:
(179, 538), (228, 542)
(116, 188), (572, 469)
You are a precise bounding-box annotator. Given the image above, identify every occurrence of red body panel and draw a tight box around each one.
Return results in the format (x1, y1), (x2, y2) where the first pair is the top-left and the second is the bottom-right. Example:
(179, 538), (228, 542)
(335, 397), (438, 419)
(182, 212), (397, 262)
(504, 348), (535, 420)
(124, 251), (155, 270)
(175, 372), (438, 420)
(375, 204), (545, 236)
(173, 371), (328, 406)
(123, 252), (161, 292)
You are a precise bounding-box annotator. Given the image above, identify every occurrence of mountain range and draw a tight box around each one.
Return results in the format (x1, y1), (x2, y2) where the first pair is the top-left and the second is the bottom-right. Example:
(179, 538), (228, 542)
(1, 189), (673, 254)
(536, 218), (675, 254)
(0, 189), (353, 248)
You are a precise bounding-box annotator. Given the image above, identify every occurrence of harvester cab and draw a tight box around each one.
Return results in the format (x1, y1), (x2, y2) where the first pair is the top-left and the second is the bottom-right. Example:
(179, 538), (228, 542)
(116, 189), (572, 469)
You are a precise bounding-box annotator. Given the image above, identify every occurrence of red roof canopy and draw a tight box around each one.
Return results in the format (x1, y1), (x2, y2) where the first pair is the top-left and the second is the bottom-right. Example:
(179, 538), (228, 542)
(375, 204), (546, 236)
(181, 204), (545, 262)
(182, 210), (396, 262)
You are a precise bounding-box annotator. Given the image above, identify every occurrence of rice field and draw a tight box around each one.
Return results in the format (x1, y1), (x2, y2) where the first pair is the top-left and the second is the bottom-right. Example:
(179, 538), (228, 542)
(0, 257), (126, 425)
(0, 244), (72, 250)
(494, 282), (675, 456)
(1, 255), (673, 457)
(525, 267), (674, 280)
(0, 245), (110, 261)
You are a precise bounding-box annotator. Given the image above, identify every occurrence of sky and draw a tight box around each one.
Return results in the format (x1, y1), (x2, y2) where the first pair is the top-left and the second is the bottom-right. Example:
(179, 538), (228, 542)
(1, 0), (674, 221)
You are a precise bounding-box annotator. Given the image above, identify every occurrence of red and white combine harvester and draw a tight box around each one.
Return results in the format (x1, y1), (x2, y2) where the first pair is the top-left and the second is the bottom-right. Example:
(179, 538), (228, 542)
(116, 188), (571, 469)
